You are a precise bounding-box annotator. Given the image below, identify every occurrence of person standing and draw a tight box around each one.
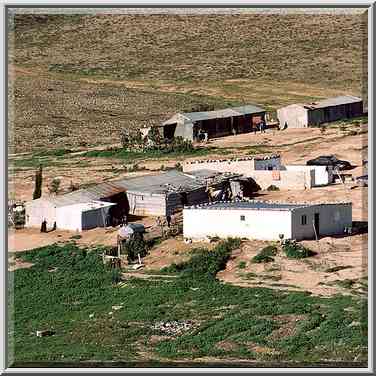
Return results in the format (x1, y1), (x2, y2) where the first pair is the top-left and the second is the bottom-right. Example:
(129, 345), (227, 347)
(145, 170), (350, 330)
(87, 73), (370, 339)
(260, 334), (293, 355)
(260, 120), (266, 134)
(166, 214), (171, 228)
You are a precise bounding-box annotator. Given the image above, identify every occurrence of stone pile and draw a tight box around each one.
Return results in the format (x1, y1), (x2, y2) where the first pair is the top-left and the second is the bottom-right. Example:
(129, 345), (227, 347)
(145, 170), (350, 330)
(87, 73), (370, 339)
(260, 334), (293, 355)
(152, 320), (198, 335)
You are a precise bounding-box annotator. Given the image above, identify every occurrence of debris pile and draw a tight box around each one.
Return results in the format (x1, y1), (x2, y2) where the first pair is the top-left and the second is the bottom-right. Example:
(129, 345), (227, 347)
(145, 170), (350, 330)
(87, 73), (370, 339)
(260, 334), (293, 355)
(152, 320), (198, 335)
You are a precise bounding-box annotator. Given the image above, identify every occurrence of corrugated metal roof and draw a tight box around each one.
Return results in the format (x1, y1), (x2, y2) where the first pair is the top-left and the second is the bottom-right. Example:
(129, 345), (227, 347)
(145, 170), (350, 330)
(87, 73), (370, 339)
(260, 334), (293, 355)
(47, 181), (126, 207)
(303, 95), (362, 109)
(29, 170), (239, 208)
(163, 104), (265, 125)
(115, 169), (239, 194)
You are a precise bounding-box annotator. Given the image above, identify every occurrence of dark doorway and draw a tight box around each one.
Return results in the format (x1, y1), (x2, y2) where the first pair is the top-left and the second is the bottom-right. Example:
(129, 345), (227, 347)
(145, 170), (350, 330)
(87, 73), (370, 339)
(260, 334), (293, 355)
(314, 213), (320, 237)
(163, 123), (177, 140)
(180, 192), (188, 206)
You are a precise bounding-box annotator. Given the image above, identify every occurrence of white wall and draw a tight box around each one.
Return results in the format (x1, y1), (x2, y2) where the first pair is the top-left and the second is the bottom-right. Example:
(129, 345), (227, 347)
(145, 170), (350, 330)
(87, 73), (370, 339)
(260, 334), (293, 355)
(284, 165), (333, 186)
(183, 208), (292, 241)
(277, 105), (308, 129)
(183, 156), (281, 175)
(56, 205), (82, 232)
(25, 199), (56, 228)
(291, 204), (352, 240)
(248, 170), (311, 190)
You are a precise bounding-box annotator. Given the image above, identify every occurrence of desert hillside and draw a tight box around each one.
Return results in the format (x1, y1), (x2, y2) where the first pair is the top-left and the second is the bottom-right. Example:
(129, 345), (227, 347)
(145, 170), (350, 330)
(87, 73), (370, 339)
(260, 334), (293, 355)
(8, 12), (367, 152)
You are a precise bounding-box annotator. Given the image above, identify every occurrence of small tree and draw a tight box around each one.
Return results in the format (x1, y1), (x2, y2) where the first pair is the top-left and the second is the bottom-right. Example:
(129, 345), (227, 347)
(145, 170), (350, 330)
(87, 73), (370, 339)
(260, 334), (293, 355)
(49, 178), (61, 195)
(33, 164), (43, 200)
(121, 129), (143, 151)
(147, 126), (162, 149)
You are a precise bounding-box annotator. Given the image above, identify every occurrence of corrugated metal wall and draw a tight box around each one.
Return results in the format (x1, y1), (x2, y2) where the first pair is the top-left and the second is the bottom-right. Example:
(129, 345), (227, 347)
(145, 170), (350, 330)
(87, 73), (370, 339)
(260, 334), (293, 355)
(127, 192), (167, 217)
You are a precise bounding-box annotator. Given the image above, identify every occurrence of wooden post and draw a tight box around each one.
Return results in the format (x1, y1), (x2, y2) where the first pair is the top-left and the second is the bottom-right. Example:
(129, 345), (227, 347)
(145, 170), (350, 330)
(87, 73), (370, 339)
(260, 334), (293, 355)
(117, 235), (121, 258)
(312, 219), (319, 242)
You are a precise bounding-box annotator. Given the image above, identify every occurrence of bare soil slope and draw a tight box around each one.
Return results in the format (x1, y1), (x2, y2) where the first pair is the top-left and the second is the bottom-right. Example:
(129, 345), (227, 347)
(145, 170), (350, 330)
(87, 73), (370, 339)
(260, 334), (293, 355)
(8, 12), (367, 152)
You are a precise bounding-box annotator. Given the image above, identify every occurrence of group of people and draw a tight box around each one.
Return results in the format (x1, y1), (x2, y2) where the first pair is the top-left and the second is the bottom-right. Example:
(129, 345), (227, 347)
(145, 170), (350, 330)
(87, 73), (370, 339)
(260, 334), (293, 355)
(254, 120), (267, 134)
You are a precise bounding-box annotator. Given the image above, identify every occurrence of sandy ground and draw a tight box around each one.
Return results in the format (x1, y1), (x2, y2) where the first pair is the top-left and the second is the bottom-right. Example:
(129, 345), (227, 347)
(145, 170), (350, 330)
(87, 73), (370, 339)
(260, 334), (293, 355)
(216, 233), (367, 297)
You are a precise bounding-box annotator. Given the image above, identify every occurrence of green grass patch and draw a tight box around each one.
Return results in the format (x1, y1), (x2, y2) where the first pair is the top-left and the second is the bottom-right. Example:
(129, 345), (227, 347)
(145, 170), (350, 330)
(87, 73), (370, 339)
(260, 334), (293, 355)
(83, 146), (220, 161)
(162, 238), (241, 280)
(336, 279), (357, 289)
(11, 242), (367, 364)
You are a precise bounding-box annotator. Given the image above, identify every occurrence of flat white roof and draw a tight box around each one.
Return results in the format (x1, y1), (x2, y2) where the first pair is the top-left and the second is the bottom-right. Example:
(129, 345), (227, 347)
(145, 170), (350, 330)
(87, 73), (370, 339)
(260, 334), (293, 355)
(185, 200), (351, 211)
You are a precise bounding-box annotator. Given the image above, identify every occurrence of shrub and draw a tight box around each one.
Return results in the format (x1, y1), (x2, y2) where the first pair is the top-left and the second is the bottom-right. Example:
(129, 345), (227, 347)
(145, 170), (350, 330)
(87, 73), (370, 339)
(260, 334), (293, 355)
(122, 235), (147, 263)
(13, 209), (25, 228)
(165, 137), (194, 154)
(238, 261), (247, 269)
(121, 129), (143, 150)
(267, 185), (280, 191)
(251, 245), (278, 263)
(162, 238), (241, 279)
(175, 162), (183, 171)
(282, 240), (316, 259)
(48, 177), (61, 195)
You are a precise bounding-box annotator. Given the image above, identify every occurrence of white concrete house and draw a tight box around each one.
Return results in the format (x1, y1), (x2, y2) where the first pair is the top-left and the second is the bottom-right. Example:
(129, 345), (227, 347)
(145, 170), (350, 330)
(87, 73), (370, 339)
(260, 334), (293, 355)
(183, 155), (334, 190)
(183, 201), (352, 241)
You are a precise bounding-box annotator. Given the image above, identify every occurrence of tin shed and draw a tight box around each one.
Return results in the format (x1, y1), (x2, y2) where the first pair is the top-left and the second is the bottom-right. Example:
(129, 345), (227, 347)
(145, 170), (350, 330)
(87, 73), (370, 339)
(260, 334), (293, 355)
(277, 96), (363, 129)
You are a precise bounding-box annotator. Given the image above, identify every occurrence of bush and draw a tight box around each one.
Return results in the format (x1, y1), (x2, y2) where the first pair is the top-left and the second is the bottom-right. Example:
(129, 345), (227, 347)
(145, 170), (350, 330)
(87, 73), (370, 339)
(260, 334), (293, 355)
(237, 261), (247, 269)
(13, 209), (25, 228)
(174, 162), (183, 171)
(251, 245), (278, 263)
(48, 177), (61, 195)
(267, 185), (280, 191)
(282, 240), (316, 259)
(162, 238), (241, 279)
(165, 137), (194, 154)
(122, 235), (147, 263)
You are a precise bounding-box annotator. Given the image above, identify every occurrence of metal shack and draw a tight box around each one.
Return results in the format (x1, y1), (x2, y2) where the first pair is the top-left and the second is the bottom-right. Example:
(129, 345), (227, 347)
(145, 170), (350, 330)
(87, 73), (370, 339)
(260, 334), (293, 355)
(162, 105), (266, 141)
(277, 95), (363, 129)
(183, 200), (352, 241)
(114, 169), (244, 217)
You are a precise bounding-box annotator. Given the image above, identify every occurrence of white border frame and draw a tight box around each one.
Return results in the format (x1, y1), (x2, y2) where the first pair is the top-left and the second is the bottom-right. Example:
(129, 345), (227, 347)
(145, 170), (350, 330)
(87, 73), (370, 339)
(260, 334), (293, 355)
(1, 1), (374, 374)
